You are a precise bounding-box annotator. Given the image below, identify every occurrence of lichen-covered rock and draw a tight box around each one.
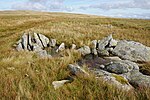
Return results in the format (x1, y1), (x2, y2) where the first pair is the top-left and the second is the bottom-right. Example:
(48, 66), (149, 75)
(105, 60), (139, 74)
(109, 38), (118, 47)
(112, 40), (150, 62)
(122, 70), (150, 87)
(22, 33), (28, 50)
(78, 46), (91, 56)
(98, 49), (109, 56)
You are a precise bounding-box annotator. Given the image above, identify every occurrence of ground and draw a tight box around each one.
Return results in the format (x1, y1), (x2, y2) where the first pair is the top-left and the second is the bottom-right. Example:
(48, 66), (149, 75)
(0, 10), (150, 100)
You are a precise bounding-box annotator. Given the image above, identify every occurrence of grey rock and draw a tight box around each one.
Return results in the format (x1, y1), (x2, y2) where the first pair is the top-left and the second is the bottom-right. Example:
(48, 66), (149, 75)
(22, 33), (28, 50)
(36, 50), (52, 58)
(38, 33), (49, 48)
(68, 64), (89, 76)
(98, 49), (109, 56)
(52, 80), (70, 90)
(112, 40), (150, 62)
(78, 46), (91, 56)
(49, 39), (56, 47)
(56, 43), (65, 52)
(91, 40), (98, 55)
(91, 68), (133, 91)
(34, 33), (43, 48)
(105, 60), (139, 74)
(16, 42), (23, 51)
(109, 39), (118, 47)
(104, 56), (122, 61)
(33, 44), (43, 52)
(98, 34), (112, 50)
(125, 70), (150, 87)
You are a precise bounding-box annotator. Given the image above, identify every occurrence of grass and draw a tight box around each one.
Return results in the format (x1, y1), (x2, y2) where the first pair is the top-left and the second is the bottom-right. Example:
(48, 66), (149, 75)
(0, 10), (150, 99)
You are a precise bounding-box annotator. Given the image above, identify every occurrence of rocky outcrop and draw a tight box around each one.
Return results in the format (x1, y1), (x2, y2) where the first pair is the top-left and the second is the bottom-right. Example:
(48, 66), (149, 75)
(112, 40), (150, 62)
(15, 33), (150, 90)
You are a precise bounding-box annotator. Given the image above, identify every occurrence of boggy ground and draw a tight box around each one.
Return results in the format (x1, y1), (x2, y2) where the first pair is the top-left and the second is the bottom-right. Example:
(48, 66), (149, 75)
(0, 10), (150, 100)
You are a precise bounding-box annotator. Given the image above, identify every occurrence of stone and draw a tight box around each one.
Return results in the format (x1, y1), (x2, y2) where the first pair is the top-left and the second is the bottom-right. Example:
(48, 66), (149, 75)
(98, 34), (112, 50)
(56, 43), (65, 52)
(112, 40), (150, 62)
(98, 50), (109, 56)
(91, 68), (132, 91)
(16, 42), (23, 51)
(68, 64), (89, 76)
(38, 33), (50, 48)
(49, 39), (56, 47)
(71, 44), (76, 49)
(27, 34), (33, 51)
(91, 40), (98, 55)
(22, 33), (28, 50)
(124, 70), (150, 87)
(78, 46), (91, 56)
(52, 80), (70, 90)
(109, 39), (118, 47)
(36, 50), (52, 58)
(33, 44), (43, 52)
(34, 33), (43, 48)
(104, 56), (122, 61)
(105, 60), (139, 74)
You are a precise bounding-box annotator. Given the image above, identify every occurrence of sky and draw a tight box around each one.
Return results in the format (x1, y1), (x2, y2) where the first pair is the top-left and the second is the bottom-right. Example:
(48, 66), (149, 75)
(0, 0), (150, 19)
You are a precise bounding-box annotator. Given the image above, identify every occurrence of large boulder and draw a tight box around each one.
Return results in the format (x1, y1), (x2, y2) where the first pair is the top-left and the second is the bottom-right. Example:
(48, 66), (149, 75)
(105, 60), (139, 74)
(112, 40), (150, 62)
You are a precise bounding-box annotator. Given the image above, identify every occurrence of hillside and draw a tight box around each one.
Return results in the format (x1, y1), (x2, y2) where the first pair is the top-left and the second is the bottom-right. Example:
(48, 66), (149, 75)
(0, 10), (150, 100)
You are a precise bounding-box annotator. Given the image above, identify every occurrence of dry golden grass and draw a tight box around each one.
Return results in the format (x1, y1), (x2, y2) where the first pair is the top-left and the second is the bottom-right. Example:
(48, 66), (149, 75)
(0, 10), (150, 100)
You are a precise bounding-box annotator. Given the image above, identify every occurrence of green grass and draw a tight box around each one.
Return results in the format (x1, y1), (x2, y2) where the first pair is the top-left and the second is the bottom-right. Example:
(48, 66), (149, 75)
(0, 10), (150, 100)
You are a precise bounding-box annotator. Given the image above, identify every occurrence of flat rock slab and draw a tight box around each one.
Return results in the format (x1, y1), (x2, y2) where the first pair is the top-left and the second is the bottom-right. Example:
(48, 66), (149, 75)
(112, 40), (150, 62)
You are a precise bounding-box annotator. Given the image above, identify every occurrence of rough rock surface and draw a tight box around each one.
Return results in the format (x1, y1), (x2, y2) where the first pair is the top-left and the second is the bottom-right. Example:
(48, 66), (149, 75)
(78, 46), (91, 56)
(112, 40), (150, 62)
(56, 43), (65, 52)
(52, 80), (70, 90)
(105, 60), (139, 74)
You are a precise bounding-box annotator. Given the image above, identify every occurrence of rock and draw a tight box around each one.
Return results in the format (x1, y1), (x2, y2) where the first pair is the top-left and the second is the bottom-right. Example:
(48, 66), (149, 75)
(124, 70), (150, 87)
(52, 80), (70, 90)
(91, 40), (98, 55)
(16, 42), (23, 51)
(49, 39), (56, 47)
(78, 46), (91, 56)
(104, 56), (122, 61)
(22, 33), (28, 50)
(91, 68), (132, 91)
(56, 43), (65, 52)
(112, 40), (150, 62)
(109, 39), (118, 47)
(98, 50), (109, 56)
(102, 74), (133, 91)
(36, 50), (52, 58)
(34, 33), (49, 48)
(68, 64), (89, 76)
(33, 44), (42, 52)
(27, 34), (33, 51)
(105, 60), (139, 74)
(98, 34), (112, 51)
(38, 33), (50, 48)
(71, 44), (76, 49)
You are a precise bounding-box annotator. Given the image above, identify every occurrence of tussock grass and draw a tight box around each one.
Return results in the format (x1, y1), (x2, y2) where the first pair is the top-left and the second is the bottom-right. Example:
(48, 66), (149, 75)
(0, 11), (150, 99)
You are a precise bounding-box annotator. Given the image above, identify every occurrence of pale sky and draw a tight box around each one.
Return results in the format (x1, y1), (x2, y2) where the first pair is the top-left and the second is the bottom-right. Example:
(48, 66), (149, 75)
(0, 0), (150, 19)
